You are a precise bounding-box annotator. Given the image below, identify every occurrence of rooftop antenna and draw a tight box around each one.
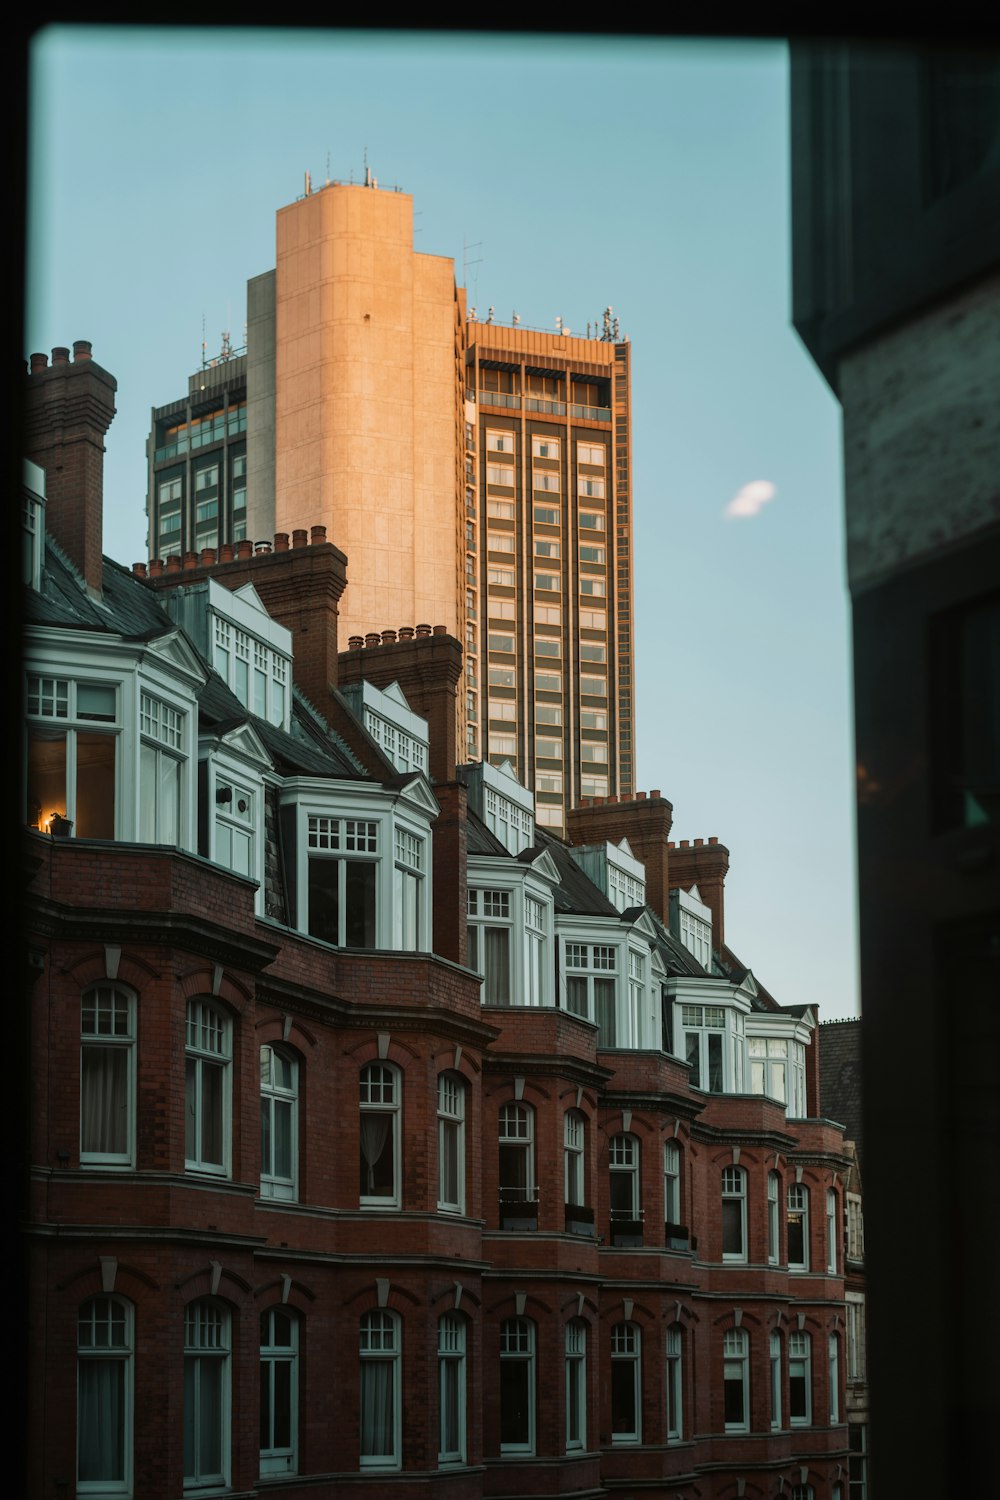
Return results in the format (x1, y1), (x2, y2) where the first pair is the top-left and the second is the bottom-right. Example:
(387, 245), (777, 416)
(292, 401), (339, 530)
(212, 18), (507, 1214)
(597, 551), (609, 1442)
(512, 311), (520, 325)
(305, 168), (312, 196)
(487, 306), (495, 324)
(201, 312), (207, 368)
(555, 315), (563, 333)
(325, 149), (331, 186)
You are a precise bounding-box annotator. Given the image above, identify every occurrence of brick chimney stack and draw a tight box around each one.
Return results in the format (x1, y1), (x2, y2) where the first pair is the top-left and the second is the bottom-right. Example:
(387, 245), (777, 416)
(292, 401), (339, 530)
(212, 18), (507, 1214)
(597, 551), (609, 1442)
(144, 529), (348, 726)
(23, 343), (117, 596)
(338, 628), (462, 784)
(667, 836), (731, 949)
(566, 791), (674, 922)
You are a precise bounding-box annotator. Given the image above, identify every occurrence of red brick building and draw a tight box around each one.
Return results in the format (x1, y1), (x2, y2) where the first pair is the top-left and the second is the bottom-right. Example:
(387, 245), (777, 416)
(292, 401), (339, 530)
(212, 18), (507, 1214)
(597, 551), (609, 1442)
(23, 345), (855, 1500)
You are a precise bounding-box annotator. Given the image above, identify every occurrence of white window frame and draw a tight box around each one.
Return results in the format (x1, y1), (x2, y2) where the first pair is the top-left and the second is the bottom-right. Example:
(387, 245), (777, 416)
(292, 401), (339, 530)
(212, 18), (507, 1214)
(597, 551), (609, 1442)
(789, 1330), (812, 1425)
(80, 985), (135, 1168)
(565, 942), (618, 1042)
(393, 826), (425, 951)
(360, 1063), (401, 1208)
(788, 1183), (811, 1270)
(211, 769), (258, 885)
(770, 1329), (783, 1429)
(467, 888), (512, 1005)
(259, 1307), (298, 1477)
(260, 1045), (298, 1201)
(666, 1325), (683, 1441)
(768, 1171), (781, 1264)
(78, 1295), (133, 1497)
(681, 1003), (729, 1092)
(500, 1317), (535, 1454)
(722, 1166), (747, 1262)
(183, 1300), (231, 1491)
(829, 1332), (840, 1423)
(846, 1192), (865, 1261)
(564, 1109), (585, 1207)
(723, 1327), (749, 1432)
(359, 1310), (401, 1469)
(846, 1294), (866, 1381)
(610, 1322), (642, 1444)
(565, 1320), (586, 1451)
(26, 673), (120, 840)
(139, 691), (185, 845)
(664, 1140), (681, 1227)
(438, 1314), (467, 1465)
(499, 1101), (536, 1211)
(437, 1073), (465, 1214)
(184, 1000), (231, 1178)
(827, 1187), (839, 1273)
(306, 814), (380, 950)
(609, 1132), (641, 1224)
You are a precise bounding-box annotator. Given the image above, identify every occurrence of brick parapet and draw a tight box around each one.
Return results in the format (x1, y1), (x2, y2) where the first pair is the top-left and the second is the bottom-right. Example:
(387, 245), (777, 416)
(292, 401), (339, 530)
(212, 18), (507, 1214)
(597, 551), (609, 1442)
(338, 630), (462, 783)
(567, 791), (674, 921)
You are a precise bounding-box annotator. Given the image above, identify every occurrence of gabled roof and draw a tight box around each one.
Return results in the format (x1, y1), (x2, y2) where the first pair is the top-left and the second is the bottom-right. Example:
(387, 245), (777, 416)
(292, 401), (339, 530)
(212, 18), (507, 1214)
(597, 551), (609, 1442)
(26, 545), (181, 642)
(718, 943), (782, 1012)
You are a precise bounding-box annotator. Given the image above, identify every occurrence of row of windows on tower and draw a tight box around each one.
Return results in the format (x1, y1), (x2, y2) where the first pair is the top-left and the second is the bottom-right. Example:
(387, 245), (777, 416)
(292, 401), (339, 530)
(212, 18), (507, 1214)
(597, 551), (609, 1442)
(77, 1294), (846, 1492)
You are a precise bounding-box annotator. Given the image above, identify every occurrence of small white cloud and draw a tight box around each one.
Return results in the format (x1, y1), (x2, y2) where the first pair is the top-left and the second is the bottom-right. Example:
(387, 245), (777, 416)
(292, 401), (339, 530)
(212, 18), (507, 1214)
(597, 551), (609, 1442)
(724, 479), (776, 519)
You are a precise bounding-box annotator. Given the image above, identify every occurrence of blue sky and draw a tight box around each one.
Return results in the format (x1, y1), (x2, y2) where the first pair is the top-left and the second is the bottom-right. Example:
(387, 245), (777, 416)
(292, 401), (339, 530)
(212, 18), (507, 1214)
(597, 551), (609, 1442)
(27, 28), (857, 1019)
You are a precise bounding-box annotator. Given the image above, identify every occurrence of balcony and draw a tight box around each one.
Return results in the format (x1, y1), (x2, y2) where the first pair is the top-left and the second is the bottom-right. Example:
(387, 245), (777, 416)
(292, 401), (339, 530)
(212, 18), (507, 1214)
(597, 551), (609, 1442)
(569, 402), (612, 422)
(609, 1208), (645, 1248)
(564, 1202), (596, 1238)
(500, 1185), (539, 1232)
(479, 389), (522, 411)
(525, 397), (566, 416)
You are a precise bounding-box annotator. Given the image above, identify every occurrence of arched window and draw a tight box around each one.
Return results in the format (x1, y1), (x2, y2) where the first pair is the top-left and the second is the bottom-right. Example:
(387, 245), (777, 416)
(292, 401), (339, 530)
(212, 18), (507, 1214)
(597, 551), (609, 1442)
(565, 1320), (586, 1451)
(499, 1102), (536, 1228)
(438, 1314), (467, 1464)
(360, 1063), (400, 1207)
(564, 1110), (585, 1208)
(723, 1328), (749, 1431)
(260, 1308), (298, 1475)
(183, 1300), (231, 1489)
(81, 986), (135, 1167)
(359, 1310), (400, 1468)
(609, 1133), (642, 1245)
(437, 1074), (465, 1214)
(500, 1317), (535, 1453)
(767, 1171), (781, 1263)
(611, 1321), (642, 1442)
(663, 1139), (681, 1226)
(788, 1183), (810, 1269)
(260, 1045), (298, 1200)
(666, 1324), (683, 1440)
(789, 1330), (812, 1425)
(722, 1166), (747, 1261)
(185, 1000), (231, 1176)
(78, 1295), (132, 1494)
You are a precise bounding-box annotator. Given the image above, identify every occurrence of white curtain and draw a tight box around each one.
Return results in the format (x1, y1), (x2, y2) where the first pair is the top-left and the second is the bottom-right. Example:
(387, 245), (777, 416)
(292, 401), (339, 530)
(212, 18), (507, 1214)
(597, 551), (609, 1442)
(360, 1113), (390, 1194)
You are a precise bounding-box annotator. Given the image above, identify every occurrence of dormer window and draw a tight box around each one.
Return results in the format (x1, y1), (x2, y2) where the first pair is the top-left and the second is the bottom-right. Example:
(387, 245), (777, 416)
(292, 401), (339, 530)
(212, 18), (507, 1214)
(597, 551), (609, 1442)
(213, 616), (289, 729)
(26, 675), (119, 839)
(484, 786), (534, 854)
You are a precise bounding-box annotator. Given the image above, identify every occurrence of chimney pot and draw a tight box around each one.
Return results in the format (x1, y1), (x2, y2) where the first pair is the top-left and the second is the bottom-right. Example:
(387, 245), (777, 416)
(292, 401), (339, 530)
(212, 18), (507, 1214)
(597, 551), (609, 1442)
(274, 532), (290, 551)
(236, 540), (254, 559)
(311, 524), (327, 543)
(183, 551), (199, 570)
(149, 558), (164, 577)
(651, 789), (661, 798)
(348, 635), (364, 650)
(255, 542), (271, 555)
(433, 624), (447, 635)
(398, 626), (414, 640)
(668, 841), (675, 849)
(29, 352), (48, 373)
(415, 623), (432, 637)
(73, 341), (93, 361)
(200, 548), (216, 566)
(637, 791), (646, 800)
(680, 839), (689, 848)
(219, 543), (235, 563)
(366, 632), (381, 648)
(166, 554), (182, 573)
(51, 346), (70, 365)
(292, 529), (308, 548)
(694, 837), (703, 847)
(132, 562), (147, 579)
(381, 629), (397, 644)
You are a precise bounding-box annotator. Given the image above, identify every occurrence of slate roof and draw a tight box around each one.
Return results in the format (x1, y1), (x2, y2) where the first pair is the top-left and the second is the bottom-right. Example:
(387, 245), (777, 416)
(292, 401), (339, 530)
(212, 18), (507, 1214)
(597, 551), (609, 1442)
(818, 1018), (863, 1163)
(718, 943), (782, 1012)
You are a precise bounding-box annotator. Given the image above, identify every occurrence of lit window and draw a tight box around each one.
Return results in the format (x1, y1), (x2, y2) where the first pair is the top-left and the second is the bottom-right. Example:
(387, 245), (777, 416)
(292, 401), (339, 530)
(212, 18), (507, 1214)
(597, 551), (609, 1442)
(78, 1296), (132, 1495)
(788, 1183), (810, 1270)
(486, 465), (514, 488)
(666, 1325), (683, 1440)
(533, 470), (560, 492)
(80, 986), (135, 1167)
(722, 1166), (747, 1261)
(565, 1321), (586, 1450)
(577, 443), (604, 466)
(438, 1074), (465, 1213)
(723, 1328), (749, 1430)
(360, 1064), (400, 1207)
(26, 675), (119, 839)
(768, 1171), (781, 1263)
(770, 1330), (782, 1428)
(789, 1331), (812, 1425)
(564, 1110), (585, 1208)
(185, 1000), (231, 1177)
(611, 1322), (641, 1442)
(500, 1318), (535, 1453)
(360, 1311), (400, 1468)
(183, 1301), (230, 1489)
(438, 1315), (467, 1464)
(467, 888), (512, 1005)
(487, 531), (515, 553)
(499, 1102), (536, 1225)
(307, 816), (378, 949)
(487, 498), (514, 519)
(260, 1309), (298, 1476)
(260, 1045), (297, 1200)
